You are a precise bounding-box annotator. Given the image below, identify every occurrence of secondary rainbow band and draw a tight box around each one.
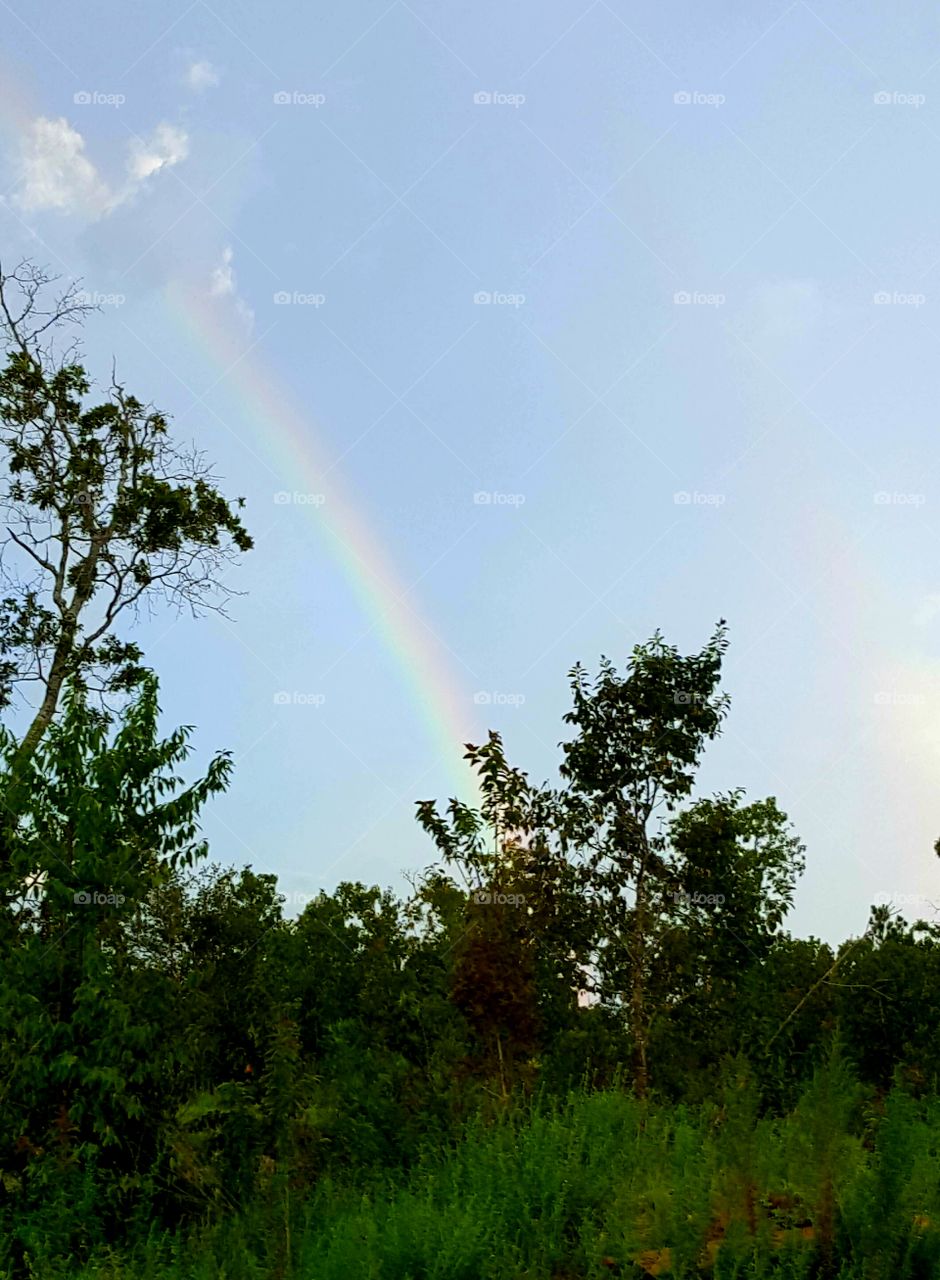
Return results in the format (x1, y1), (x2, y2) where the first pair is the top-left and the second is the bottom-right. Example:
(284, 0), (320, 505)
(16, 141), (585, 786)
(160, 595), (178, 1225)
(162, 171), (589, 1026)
(168, 281), (480, 805)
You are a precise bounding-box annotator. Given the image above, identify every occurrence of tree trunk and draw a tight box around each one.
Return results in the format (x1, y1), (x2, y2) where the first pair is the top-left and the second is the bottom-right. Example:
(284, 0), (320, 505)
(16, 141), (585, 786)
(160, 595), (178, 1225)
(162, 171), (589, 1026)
(14, 633), (74, 774)
(12, 545), (100, 779)
(2, 565), (95, 873)
(630, 842), (651, 1099)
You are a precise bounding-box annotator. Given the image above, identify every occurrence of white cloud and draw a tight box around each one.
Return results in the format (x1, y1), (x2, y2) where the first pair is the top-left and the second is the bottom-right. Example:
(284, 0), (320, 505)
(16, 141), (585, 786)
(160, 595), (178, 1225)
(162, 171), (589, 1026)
(16, 116), (110, 215)
(126, 123), (189, 183)
(186, 59), (220, 91)
(210, 245), (254, 328)
(15, 116), (190, 217)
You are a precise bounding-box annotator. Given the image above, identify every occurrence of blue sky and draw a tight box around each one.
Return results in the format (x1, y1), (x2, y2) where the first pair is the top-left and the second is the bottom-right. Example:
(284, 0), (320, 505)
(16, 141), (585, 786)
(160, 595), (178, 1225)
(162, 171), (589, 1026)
(1, 0), (939, 943)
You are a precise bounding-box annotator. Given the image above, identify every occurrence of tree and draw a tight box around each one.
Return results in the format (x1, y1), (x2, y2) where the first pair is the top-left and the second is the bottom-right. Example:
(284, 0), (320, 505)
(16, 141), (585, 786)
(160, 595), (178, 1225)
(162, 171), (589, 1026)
(288, 882), (457, 1166)
(416, 629), (813, 1102)
(0, 672), (233, 1255)
(416, 733), (589, 1097)
(0, 260), (252, 775)
(556, 624), (730, 1095)
(646, 793), (806, 1096)
(834, 913), (940, 1093)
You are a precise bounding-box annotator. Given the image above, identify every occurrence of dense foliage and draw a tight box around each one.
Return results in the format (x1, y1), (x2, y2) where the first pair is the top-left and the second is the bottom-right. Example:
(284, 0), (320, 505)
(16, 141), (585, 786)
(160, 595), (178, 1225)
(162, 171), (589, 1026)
(0, 636), (937, 1277)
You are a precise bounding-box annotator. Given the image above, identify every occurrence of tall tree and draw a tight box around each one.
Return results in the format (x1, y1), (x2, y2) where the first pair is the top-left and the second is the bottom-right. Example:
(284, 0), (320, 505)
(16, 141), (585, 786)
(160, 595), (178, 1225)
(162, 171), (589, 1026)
(0, 672), (233, 1251)
(0, 260), (252, 774)
(556, 624), (730, 1095)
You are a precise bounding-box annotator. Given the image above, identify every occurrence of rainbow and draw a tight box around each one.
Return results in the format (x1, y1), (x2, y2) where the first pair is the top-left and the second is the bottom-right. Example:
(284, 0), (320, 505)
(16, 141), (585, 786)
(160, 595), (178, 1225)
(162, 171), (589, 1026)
(167, 282), (481, 805)
(0, 55), (480, 808)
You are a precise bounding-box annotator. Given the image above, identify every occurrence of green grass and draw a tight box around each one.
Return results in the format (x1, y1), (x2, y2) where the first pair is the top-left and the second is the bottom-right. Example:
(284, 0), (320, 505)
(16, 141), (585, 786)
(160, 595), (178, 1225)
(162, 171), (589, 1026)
(5, 1077), (940, 1280)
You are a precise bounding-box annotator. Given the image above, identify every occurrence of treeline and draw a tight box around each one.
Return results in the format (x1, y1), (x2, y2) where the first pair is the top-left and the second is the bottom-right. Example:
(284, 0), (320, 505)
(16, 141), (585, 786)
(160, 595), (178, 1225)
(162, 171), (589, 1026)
(1, 642), (939, 1275)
